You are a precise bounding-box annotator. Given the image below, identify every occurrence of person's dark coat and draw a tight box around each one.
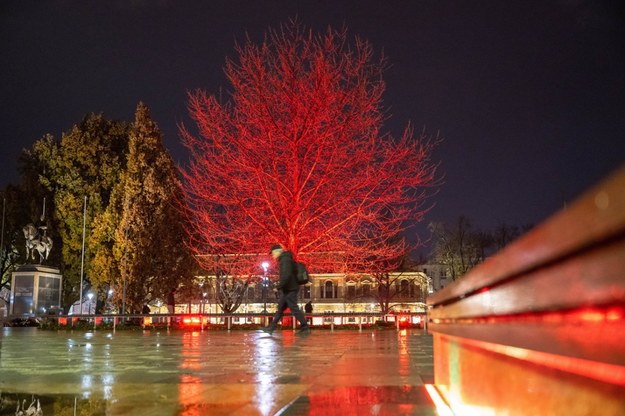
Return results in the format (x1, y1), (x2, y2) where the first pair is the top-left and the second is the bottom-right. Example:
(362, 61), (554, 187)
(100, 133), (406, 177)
(277, 251), (298, 292)
(167, 290), (175, 306)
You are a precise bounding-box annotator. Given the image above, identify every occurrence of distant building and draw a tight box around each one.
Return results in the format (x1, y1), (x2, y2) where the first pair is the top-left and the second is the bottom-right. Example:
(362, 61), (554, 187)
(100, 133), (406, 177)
(418, 262), (451, 292)
(174, 271), (430, 315)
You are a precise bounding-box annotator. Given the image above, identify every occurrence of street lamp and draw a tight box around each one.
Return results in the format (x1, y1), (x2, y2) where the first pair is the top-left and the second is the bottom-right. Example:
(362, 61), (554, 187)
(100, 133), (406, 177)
(261, 262), (269, 313)
(87, 292), (94, 315)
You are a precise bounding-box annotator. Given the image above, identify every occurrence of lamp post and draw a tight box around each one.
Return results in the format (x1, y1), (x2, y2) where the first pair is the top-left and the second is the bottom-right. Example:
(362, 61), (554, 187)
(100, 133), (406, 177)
(198, 281), (204, 314)
(261, 262), (269, 313)
(79, 196), (87, 315)
(87, 292), (94, 315)
(107, 289), (113, 314)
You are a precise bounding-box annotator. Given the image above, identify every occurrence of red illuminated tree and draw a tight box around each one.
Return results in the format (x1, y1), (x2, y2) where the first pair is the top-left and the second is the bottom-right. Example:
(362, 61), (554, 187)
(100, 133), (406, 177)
(181, 21), (439, 273)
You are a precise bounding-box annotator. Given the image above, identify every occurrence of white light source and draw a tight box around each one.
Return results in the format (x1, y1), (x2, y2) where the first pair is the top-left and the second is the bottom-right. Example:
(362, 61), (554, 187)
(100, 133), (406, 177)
(261, 261), (270, 313)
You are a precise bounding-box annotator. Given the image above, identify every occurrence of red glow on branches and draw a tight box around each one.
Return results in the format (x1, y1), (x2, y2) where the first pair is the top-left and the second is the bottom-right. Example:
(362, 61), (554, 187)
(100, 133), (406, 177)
(180, 21), (439, 272)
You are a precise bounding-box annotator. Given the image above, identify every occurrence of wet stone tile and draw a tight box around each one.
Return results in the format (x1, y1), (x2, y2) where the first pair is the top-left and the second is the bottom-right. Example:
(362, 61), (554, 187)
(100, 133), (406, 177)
(1, 328), (436, 415)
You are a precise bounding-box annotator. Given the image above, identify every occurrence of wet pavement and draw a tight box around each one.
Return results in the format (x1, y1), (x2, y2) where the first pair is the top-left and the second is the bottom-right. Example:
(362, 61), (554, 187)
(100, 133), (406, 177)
(0, 327), (437, 415)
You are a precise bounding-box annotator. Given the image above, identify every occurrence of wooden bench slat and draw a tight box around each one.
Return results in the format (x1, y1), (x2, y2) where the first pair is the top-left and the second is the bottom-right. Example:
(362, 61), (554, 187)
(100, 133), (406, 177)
(428, 164), (625, 307)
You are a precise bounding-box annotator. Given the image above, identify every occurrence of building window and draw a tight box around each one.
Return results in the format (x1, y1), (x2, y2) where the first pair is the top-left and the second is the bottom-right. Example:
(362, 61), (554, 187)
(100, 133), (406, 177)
(301, 285), (311, 299)
(322, 281), (336, 299)
(346, 285), (356, 299)
(400, 280), (410, 297)
(362, 283), (371, 297)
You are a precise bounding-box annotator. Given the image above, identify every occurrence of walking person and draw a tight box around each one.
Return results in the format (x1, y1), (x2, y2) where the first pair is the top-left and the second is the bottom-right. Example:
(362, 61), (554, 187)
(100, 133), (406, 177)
(261, 244), (311, 336)
(167, 289), (176, 314)
(304, 301), (313, 325)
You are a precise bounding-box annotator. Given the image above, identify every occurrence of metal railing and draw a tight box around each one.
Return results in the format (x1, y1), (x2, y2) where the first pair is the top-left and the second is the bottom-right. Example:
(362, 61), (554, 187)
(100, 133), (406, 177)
(36, 311), (427, 332)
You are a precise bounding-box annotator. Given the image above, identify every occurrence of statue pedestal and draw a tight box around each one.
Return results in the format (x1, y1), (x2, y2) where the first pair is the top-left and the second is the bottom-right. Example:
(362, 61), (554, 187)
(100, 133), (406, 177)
(10, 264), (62, 316)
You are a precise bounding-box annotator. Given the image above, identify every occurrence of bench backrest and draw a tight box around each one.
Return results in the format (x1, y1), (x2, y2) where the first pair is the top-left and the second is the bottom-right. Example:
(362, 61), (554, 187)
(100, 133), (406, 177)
(427, 165), (625, 415)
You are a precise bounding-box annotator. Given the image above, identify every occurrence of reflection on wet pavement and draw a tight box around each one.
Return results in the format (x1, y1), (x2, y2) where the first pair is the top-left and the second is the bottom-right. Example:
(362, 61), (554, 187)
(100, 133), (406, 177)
(0, 327), (436, 415)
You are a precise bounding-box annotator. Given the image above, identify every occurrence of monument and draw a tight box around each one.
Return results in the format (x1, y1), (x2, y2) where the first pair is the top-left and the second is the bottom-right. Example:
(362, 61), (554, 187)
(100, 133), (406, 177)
(10, 264), (62, 315)
(9, 199), (62, 316)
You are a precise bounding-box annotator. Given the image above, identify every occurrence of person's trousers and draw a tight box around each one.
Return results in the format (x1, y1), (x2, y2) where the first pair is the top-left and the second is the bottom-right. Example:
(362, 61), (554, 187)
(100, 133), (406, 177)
(268, 289), (308, 329)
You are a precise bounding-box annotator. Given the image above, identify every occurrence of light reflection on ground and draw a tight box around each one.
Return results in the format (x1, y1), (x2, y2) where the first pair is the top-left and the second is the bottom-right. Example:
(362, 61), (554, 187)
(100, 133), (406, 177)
(0, 327), (435, 415)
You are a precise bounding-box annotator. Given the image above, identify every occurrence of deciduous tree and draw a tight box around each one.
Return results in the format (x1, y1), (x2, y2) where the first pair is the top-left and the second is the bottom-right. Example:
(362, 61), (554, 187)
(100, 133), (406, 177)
(0, 188), (23, 292)
(429, 216), (489, 280)
(181, 21), (439, 275)
(28, 117), (129, 307)
(348, 253), (426, 314)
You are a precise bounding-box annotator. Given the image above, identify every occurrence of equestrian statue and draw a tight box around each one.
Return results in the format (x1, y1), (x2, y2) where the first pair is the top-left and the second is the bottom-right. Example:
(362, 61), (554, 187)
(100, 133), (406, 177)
(23, 223), (53, 263)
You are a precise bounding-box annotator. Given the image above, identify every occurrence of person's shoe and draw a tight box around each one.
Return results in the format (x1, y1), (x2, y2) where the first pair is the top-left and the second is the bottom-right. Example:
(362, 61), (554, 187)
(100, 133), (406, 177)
(260, 327), (274, 335)
(295, 327), (311, 336)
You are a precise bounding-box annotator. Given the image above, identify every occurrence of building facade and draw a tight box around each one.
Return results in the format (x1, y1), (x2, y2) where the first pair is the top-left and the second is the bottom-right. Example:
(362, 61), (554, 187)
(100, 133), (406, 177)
(166, 271), (430, 315)
(418, 262), (450, 292)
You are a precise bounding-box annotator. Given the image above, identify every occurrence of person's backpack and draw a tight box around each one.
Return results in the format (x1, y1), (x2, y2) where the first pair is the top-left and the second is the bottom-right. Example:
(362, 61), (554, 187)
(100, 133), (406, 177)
(294, 261), (310, 285)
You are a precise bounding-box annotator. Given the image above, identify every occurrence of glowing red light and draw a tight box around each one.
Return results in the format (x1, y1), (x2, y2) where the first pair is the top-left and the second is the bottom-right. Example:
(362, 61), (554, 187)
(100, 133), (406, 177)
(182, 316), (202, 325)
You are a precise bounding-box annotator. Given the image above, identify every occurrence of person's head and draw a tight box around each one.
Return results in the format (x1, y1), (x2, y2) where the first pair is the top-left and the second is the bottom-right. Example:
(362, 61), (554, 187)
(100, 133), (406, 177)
(270, 244), (283, 260)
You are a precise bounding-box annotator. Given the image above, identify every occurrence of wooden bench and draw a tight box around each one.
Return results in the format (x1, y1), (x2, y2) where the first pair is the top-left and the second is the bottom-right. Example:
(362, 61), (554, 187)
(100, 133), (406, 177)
(427, 165), (625, 415)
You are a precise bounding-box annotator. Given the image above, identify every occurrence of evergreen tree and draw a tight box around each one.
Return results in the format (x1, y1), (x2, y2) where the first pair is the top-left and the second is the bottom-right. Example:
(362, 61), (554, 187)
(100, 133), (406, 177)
(91, 103), (194, 312)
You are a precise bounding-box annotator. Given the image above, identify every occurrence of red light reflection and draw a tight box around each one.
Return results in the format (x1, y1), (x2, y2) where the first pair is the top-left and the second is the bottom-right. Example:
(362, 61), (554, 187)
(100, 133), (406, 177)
(302, 385), (435, 415)
(178, 332), (204, 416)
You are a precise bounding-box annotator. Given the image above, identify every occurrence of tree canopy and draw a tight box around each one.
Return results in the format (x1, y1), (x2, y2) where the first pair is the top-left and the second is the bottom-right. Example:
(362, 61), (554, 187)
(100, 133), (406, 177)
(90, 103), (195, 312)
(181, 21), (439, 274)
(28, 114), (129, 305)
(10, 104), (195, 312)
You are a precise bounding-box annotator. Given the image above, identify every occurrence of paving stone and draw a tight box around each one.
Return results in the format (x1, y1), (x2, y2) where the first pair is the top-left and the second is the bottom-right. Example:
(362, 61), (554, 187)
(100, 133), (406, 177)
(0, 327), (437, 415)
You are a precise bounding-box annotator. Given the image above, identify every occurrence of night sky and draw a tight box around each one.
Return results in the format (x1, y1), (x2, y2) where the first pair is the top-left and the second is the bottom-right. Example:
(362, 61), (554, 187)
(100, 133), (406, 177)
(2, 1), (624, 245)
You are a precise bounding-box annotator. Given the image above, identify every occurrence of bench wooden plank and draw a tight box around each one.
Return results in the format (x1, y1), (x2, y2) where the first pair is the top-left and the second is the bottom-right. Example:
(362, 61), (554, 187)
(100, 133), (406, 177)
(427, 165), (625, 415)
(429, 238), (625, 320)
(428, 164), (625, 307)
